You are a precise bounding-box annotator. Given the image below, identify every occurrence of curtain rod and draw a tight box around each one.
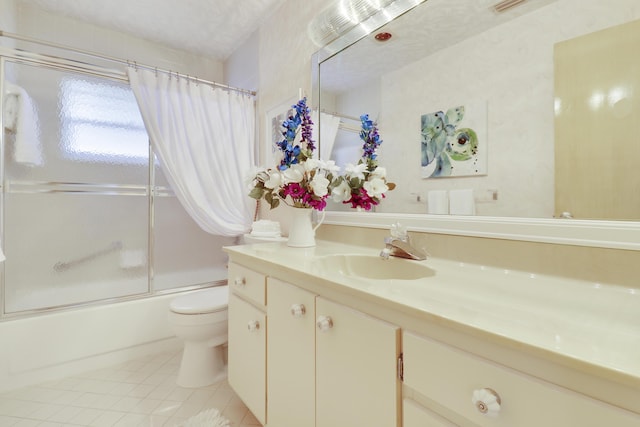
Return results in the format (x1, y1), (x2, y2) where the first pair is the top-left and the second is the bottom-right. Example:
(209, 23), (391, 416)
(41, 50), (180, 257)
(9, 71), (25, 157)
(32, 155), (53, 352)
(319, 108), (361, 122)
(0, 30), (256, 96)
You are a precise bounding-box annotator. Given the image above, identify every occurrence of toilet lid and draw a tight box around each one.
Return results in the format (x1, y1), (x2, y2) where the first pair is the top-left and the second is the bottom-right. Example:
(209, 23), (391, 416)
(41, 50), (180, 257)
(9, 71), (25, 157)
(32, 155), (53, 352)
(170, 286), (228, 314)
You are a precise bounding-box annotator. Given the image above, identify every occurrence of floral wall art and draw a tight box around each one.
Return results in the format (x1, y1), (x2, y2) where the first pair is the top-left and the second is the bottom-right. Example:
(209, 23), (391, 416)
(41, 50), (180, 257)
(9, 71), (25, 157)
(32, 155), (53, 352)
(421, 101), (487, 179)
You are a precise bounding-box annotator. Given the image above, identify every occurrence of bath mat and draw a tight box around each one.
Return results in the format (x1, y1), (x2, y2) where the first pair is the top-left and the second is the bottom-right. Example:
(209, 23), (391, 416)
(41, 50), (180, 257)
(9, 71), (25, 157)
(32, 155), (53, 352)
(179, 408), (230, 427)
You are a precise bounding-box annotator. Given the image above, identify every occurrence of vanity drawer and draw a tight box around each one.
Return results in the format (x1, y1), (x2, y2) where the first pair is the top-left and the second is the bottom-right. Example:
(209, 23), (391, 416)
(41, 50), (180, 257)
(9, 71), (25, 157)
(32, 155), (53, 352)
(403, 398), (456, 427)
(228, 262), (266, 306)
(402, 332), (640, 427)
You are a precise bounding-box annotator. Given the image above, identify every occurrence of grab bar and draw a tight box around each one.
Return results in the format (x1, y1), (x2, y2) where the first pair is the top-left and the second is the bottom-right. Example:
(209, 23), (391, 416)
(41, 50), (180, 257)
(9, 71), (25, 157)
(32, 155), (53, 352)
(53, 241), (123, 272)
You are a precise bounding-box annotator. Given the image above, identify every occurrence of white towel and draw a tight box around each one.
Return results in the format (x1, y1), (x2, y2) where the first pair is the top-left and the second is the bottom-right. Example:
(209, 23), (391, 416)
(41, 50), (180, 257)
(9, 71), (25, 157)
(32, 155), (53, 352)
(427, 190), (449, 214)
(3, 83), (43, 166)
(120, 249), (146, 269)
(449, 189), (476, 215)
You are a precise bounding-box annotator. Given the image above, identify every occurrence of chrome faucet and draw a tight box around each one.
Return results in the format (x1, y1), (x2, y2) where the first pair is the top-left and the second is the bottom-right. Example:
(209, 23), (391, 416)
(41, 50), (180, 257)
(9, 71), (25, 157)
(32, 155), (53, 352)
(380, 223), (428, 261)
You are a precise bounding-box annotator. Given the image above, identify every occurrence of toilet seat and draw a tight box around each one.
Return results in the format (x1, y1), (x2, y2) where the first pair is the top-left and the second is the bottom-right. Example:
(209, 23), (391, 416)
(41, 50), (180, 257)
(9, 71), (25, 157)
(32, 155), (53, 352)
(170, 286), (228, 315)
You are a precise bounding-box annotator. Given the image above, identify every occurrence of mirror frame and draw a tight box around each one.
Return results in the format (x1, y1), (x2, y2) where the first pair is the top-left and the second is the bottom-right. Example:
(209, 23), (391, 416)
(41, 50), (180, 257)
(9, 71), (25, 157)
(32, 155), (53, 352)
(311, 0), (640, 251)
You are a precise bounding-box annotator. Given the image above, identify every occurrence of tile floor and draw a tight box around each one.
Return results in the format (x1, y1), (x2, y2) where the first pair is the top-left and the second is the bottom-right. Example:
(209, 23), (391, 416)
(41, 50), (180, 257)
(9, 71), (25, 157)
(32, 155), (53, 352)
(0, 351), (261, 427)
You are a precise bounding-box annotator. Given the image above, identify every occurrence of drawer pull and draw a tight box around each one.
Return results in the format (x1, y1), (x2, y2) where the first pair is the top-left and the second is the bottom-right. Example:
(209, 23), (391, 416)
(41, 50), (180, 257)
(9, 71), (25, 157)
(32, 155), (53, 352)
(234, 277), (246, 286)
(316, 315), (333, 332)
(247, 320), (260, 331)
(472, 388), (501, 417)
(290, 303), (306, 317)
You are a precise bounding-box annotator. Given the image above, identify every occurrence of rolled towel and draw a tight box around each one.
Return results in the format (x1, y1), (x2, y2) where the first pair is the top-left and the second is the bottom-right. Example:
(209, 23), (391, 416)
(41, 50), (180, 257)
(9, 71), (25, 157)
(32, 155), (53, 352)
(449, 189), (476, 215)
(427, 190), (449, 214)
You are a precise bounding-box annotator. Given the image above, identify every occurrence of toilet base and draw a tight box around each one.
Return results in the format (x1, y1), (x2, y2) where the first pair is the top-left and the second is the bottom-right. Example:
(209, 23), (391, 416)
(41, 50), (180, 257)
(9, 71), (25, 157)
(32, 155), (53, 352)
(177, 342), (227, 388)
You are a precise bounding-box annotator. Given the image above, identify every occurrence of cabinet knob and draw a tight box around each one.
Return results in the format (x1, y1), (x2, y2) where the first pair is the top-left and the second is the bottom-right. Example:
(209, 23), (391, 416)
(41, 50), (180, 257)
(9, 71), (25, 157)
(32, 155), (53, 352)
(472, 388), (501, 417)
(290, 303), (306, 317)
(316, 315), (333, 332)
(234, 277), (246, 286)
(247, 320), (260, 332)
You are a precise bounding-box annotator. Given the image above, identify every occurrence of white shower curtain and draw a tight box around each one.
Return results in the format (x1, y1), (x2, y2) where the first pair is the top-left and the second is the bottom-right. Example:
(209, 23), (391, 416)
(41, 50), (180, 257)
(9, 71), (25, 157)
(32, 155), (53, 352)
(312, 110), (341, 160)
(127, 68), (255, 236)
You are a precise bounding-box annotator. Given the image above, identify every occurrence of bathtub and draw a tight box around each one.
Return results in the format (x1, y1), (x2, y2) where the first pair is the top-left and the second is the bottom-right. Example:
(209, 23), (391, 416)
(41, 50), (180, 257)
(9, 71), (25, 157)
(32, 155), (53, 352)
(0, 270), (227, 393)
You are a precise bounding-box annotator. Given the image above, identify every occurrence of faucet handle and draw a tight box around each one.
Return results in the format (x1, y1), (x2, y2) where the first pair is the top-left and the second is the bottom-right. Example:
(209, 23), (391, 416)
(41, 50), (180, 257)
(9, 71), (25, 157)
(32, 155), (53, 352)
(390, 222), (408, 241)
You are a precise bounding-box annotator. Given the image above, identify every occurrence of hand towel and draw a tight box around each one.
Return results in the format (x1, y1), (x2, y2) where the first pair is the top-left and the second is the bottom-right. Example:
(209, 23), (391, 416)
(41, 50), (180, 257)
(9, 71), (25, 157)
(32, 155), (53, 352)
(4, 82), (43, 166)
(427, 190), (449, 214)
(449, 189), (476, 215)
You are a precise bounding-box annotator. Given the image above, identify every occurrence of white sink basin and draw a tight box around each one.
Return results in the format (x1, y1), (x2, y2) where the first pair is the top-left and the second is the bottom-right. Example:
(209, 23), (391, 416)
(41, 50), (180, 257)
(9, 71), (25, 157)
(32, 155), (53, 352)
(317, 254), (435, 281)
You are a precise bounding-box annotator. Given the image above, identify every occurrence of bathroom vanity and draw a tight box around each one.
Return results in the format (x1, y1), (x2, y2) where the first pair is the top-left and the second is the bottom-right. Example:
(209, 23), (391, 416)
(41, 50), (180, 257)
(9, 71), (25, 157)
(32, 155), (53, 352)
(224, 241), (639, 427)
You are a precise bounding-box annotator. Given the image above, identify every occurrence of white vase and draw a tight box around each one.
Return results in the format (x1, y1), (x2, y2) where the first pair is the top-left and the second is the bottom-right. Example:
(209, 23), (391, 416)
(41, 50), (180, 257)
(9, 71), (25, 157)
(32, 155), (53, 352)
(287, 207), (324, 247)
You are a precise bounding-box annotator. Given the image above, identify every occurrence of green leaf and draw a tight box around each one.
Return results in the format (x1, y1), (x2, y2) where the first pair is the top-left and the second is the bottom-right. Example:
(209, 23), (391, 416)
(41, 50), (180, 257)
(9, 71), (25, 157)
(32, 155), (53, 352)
(249, 187), (264, 200)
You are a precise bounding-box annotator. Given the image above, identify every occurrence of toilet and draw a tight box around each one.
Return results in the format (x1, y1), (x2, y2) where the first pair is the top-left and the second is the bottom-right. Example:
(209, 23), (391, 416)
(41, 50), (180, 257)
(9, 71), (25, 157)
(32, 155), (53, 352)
(168, 285), (229, 388)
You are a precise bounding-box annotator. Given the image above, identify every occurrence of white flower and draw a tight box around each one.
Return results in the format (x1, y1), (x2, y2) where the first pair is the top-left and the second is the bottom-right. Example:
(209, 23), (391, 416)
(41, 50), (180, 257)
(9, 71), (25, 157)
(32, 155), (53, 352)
(264, 170), (284, 189)
(345, 162), (367, 180)
(370, 166), (387, 179)
(320, 159), (341, 175)
(310, 174), (330, 197)
(363, 177), (388, 198)
(283, 164), (305, 183)
(303, 158), (319, 172)
(331, 180), (352, 203)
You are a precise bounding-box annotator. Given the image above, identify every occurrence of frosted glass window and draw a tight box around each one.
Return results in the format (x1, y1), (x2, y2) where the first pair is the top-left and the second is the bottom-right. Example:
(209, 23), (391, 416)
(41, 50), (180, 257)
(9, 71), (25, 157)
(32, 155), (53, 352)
(60, 79), (149, 162)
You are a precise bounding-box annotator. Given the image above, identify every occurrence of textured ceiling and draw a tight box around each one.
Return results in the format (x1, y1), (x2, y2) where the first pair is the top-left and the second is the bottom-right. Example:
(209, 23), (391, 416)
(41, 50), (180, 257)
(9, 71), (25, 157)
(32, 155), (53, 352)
(16, 0), (287, 60)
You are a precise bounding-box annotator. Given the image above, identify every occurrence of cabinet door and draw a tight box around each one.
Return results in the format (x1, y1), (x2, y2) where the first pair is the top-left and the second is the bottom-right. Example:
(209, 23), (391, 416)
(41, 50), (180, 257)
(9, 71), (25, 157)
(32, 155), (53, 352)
(315, 297), (401, 427)
(267, 278), (316, 427)
(228, 294), (266, 425)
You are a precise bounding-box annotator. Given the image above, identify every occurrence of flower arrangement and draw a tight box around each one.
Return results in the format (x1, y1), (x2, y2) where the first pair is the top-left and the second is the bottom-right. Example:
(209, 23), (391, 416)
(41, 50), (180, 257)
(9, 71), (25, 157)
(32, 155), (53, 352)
(330, 114), (395, 210)
(249, 97), (339, 211)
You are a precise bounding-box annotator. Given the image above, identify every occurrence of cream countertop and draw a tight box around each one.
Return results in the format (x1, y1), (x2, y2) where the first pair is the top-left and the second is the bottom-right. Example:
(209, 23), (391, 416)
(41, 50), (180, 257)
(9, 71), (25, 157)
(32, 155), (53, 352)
(224, 240), (640, 395)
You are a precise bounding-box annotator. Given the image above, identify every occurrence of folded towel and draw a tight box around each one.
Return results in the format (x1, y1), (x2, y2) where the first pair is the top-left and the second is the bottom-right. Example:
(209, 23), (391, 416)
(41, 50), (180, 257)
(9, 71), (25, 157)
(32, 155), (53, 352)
(120, 249), (146, 269)
(449, 189), (476, 215)
(4, 82), (43, 166)
(427, 190), (449, 214)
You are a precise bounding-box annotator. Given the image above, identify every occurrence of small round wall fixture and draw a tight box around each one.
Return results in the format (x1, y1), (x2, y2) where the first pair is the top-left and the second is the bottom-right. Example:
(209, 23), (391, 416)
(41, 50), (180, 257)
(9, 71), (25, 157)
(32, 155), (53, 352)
(374, 32), (393, 41)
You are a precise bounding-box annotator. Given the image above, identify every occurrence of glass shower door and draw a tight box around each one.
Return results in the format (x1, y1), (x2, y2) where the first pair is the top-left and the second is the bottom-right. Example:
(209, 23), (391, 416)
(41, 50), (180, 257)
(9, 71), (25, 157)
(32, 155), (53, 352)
(2, 60), (150, 313)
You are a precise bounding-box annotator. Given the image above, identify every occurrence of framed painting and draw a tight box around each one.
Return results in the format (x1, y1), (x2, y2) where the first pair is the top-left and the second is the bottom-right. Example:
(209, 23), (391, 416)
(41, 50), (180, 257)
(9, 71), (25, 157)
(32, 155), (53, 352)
(421, 100), (487, 178)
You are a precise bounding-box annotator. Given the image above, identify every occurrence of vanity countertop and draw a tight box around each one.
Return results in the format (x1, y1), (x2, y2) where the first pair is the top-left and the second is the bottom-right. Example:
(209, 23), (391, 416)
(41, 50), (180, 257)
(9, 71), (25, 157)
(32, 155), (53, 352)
(224, 240), (640, 403)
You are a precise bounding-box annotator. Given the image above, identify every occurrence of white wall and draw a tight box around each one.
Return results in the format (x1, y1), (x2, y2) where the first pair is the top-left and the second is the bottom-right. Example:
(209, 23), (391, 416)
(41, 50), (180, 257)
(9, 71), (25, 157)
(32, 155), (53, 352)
(14, 2), (223, 80)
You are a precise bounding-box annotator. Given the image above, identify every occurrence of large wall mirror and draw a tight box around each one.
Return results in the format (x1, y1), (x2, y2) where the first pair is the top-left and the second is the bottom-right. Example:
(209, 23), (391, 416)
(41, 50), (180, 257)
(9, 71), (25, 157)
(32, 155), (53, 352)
(312, 0), (640, 250)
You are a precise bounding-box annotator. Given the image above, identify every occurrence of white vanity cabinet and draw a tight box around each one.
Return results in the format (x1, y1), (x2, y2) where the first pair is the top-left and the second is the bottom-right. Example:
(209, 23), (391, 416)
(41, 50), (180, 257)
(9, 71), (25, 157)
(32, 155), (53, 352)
(227, 262), (267, 425)
(402, 331), (640, 427)
(265, 276), (401, 427)
(224, 242), (639, 427)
